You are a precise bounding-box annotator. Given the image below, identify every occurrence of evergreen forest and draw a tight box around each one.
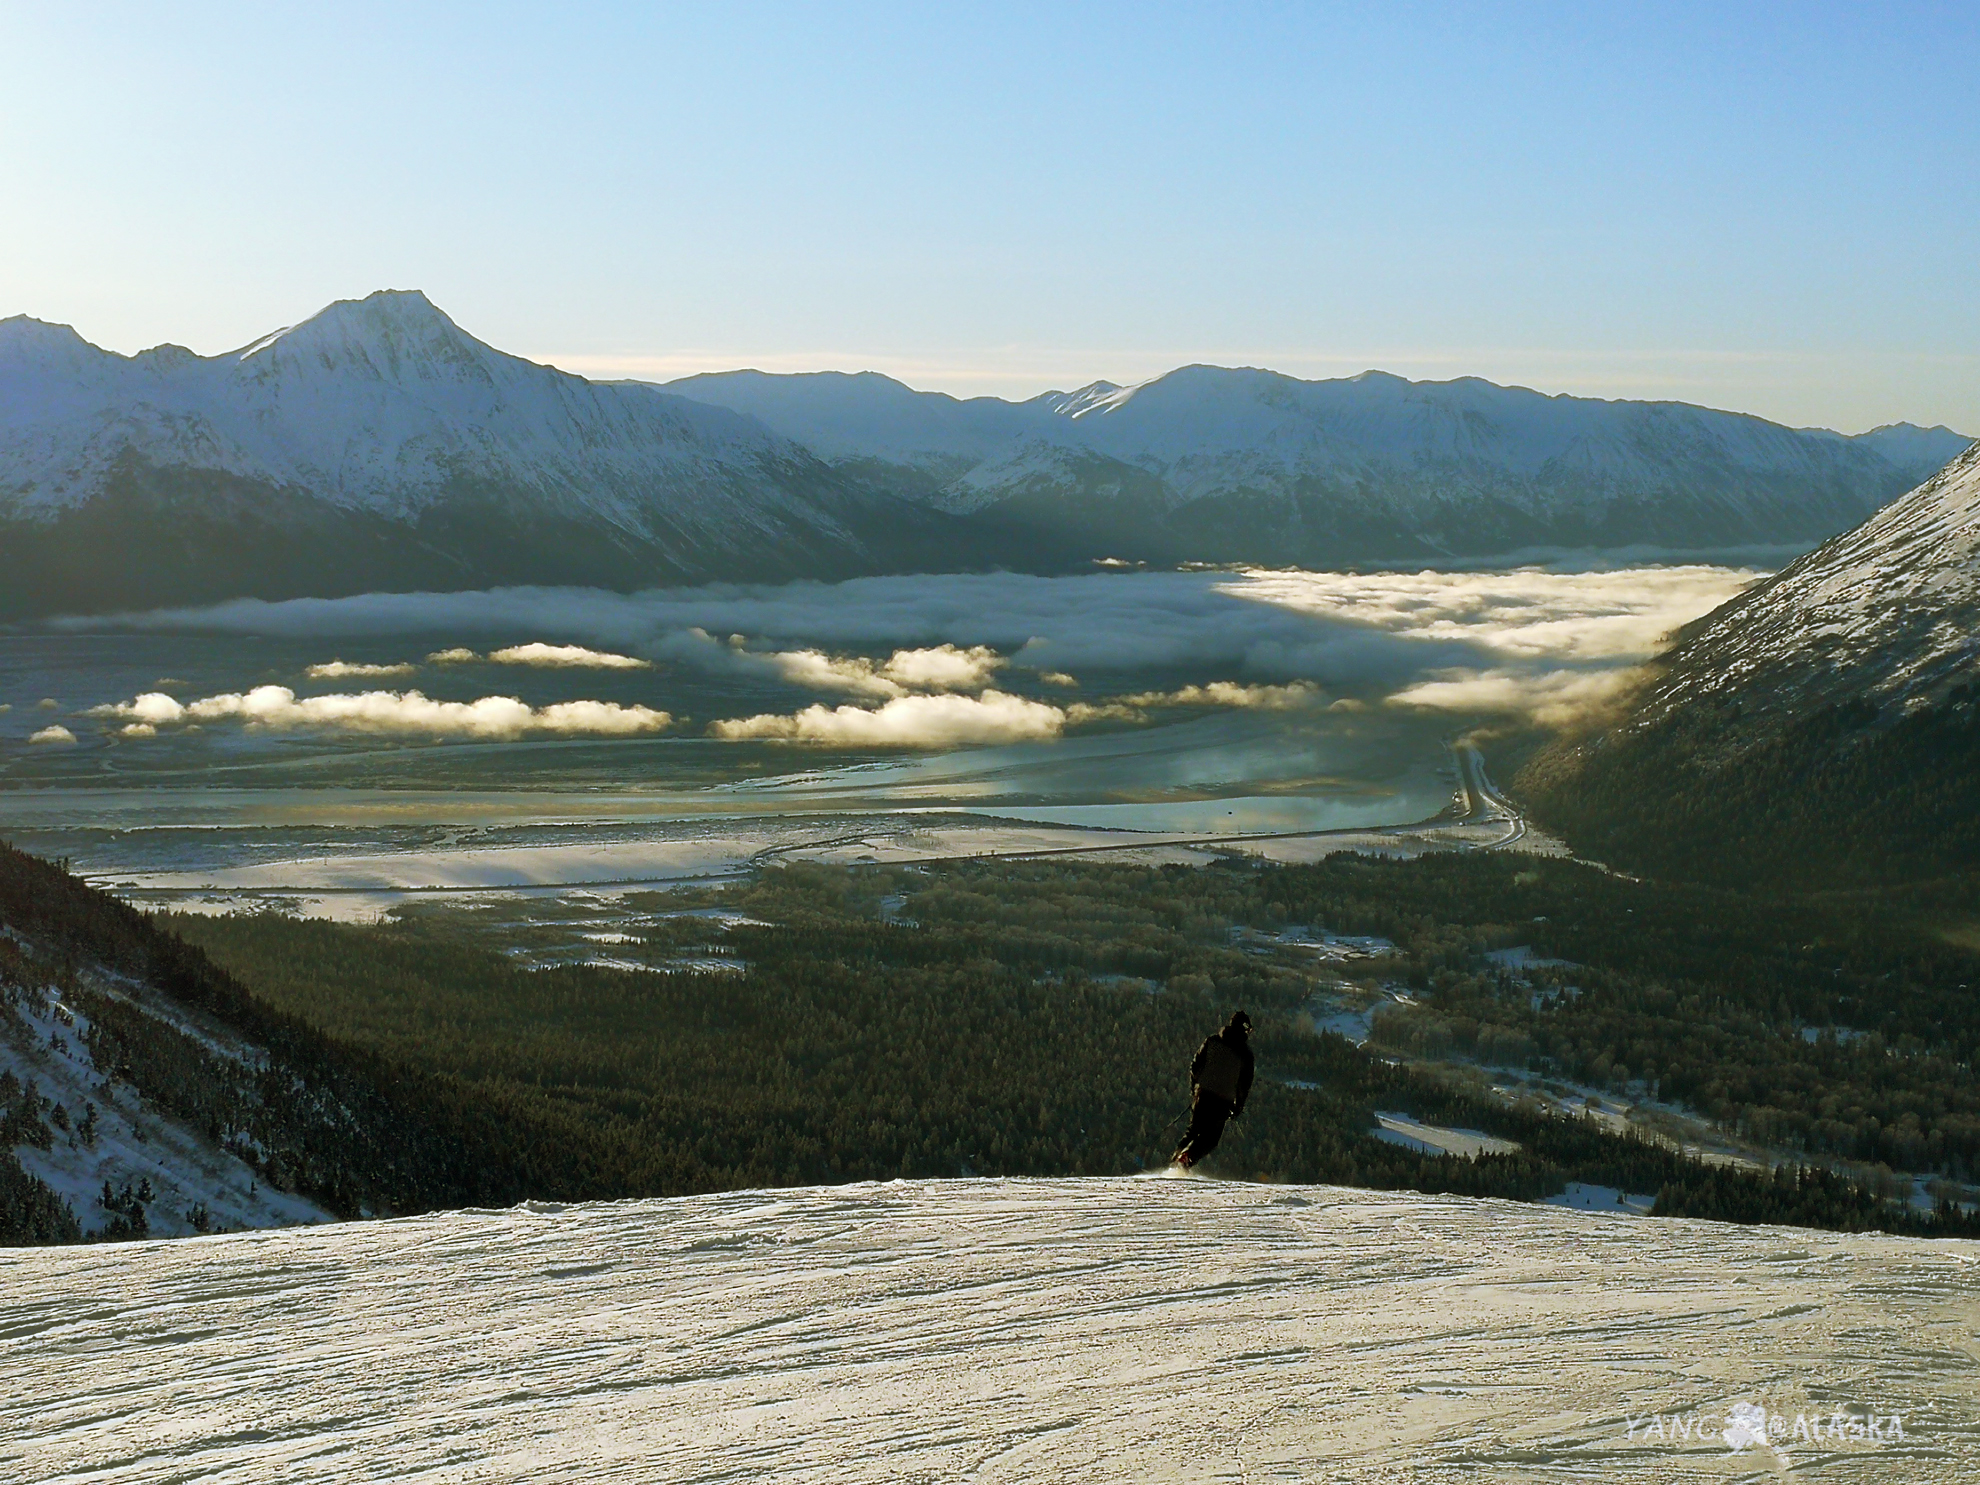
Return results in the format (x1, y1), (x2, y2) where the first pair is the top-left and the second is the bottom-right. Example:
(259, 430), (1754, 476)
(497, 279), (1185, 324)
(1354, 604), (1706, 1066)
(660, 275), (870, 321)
(10, 841), (1980, 1243)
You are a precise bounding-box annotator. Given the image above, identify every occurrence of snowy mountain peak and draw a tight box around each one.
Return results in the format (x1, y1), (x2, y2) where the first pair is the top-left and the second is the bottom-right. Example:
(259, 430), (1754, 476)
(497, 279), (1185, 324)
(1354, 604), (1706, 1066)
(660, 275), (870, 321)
(228, 289), (496, 383)
(0, 315), (106, 376)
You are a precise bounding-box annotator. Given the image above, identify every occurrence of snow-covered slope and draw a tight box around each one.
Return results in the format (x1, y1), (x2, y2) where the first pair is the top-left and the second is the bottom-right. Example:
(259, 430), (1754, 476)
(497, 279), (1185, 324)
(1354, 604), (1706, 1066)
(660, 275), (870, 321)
(670, 364), (1973, 561)
(1, 943), (335, 1240)
(0, 843), (528, 1241)
(10, 1178), (1974, 1481)
(1650, 439), (1980, 716)
(0, 293), (971, 618)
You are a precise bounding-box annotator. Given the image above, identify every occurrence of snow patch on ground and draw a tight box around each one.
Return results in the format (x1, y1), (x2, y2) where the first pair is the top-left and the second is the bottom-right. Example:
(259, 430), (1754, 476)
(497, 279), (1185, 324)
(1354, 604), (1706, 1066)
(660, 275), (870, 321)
(1371, 1110), (1522, 1158)
(1486, 944), (1580, 971)
(1544, 1181), (1658, 1217)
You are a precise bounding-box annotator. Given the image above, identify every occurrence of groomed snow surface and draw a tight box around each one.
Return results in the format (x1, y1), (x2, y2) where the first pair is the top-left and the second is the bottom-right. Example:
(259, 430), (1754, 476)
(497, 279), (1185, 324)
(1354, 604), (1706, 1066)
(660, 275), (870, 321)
(10, 1177), (1978, 1482)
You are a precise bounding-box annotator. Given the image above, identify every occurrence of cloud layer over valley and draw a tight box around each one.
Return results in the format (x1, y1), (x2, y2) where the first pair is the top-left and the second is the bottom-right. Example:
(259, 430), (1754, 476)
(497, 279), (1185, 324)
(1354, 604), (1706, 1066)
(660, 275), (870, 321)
(49, 566), (1757, 747)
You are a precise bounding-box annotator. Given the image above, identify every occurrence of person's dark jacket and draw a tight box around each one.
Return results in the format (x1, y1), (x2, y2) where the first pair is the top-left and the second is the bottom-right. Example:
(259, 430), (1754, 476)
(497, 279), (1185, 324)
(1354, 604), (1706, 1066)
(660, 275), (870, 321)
(1190, 1028), (1255, 1117)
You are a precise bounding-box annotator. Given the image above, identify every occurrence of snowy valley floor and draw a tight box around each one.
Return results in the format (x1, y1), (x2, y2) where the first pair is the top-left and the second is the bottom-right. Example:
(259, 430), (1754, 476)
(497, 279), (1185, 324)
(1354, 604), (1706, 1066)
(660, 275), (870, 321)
(8, 1177), (1980, 1483)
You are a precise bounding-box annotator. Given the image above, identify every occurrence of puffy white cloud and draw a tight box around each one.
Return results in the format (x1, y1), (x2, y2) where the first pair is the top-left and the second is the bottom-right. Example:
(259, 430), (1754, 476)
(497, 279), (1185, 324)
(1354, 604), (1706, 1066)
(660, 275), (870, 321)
(656, 631), (1006, 699)
(28, 725), (77, 745)
(761, 642), (1004, 697)
(1062, 700), (1143, 724)
(528, 699), (674, 734)
(487, 642), (651, 669)
(759, 646), (902, 699)
(880, 645), (1005, 692)
(426, 648), (480, 663)
(710, 690), (1065, 747)
(306, 660), (417, 679)
(90, 686), (670, 740)
(88, 692), (187, 724)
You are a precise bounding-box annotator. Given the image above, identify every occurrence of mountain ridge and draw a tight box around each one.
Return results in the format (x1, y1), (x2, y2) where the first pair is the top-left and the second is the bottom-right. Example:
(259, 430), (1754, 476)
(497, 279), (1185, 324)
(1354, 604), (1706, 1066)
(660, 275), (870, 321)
(1, 290), (1971, 618)
(666, 361), (1972, 563)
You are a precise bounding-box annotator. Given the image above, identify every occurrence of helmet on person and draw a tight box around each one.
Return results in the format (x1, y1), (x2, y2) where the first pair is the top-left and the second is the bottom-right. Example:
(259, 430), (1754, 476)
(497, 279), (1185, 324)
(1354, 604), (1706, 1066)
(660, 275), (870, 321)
(1226, 1009), (1252, 1037)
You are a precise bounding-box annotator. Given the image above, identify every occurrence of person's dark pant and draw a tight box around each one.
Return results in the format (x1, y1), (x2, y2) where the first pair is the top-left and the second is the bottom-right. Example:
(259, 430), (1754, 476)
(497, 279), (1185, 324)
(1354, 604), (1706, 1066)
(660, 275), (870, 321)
(1174, 1090), (1235, 1165)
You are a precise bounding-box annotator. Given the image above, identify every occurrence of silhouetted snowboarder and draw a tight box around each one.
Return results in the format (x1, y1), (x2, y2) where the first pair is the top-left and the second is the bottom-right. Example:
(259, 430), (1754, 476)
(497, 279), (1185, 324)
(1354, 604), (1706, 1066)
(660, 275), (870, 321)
(1172, 1010), (1253, 1169)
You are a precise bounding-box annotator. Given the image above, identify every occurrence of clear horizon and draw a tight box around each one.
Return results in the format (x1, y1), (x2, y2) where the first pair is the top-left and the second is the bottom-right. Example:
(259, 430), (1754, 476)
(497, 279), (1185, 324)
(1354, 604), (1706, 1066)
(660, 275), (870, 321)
(3, 3), (1976, 434)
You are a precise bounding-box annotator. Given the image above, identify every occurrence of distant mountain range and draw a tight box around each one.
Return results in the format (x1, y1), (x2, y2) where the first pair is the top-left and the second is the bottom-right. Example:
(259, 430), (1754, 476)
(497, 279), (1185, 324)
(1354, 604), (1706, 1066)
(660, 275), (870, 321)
(0, 292), (978, 620)
(0, 290), (1970, 618)
(1519, 440), (1980, 886)
(666, 366), (1971, 564)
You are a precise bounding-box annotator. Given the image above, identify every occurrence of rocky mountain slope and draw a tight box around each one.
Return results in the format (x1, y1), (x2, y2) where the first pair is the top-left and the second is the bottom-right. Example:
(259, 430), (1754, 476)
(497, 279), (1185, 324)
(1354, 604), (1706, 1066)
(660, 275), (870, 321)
(1518, 442), (1980, 885)
(0, 292), (977, 619)
(12, 1178), (1973, 1481)
(670, 364), (1972, 563)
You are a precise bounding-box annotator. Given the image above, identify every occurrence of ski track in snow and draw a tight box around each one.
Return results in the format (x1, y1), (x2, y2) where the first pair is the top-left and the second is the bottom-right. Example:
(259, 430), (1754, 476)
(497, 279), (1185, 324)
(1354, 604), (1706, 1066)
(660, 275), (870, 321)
(7, 1177), (1979, 1482)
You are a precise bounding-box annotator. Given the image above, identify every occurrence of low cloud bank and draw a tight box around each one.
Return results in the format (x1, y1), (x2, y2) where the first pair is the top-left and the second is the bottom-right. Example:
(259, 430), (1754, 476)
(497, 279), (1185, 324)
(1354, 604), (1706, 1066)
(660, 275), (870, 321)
(88, 687), (670, 740)
(1119, 681), (1324, 711)
(1386, 668), (1639, 729)
(55, 564), (1757, 733)
(57, 568), (1753, 674)
(300, 645), (651, 679)
(710, 691), (1064, 747)
(1228, 568), (1752, 664)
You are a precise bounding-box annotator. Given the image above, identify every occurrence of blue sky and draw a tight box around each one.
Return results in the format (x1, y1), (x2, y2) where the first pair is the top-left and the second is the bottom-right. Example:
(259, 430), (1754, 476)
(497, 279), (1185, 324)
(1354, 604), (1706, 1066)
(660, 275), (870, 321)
(2, 2), (1975, 430)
